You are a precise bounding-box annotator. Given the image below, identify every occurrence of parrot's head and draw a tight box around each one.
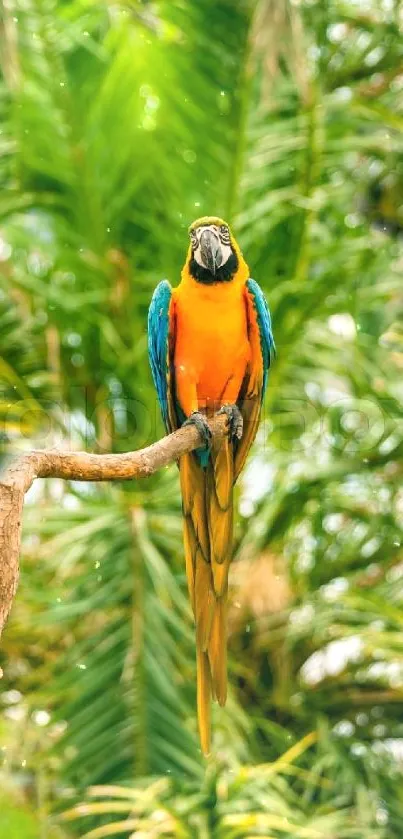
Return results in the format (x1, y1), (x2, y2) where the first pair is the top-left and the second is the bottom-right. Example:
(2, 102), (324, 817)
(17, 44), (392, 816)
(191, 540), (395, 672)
(185, 216), (245, 285)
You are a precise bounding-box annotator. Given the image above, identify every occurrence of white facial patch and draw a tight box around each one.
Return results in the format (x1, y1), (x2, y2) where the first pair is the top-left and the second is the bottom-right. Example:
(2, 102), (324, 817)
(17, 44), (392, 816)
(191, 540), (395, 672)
(191, 224), (232, 269)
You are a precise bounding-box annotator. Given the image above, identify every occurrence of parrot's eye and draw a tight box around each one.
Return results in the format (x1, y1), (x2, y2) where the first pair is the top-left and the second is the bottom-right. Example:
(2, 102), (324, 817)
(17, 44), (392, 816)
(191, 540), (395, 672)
(190, 230), (198, 249)
(219, 225), (230, 244)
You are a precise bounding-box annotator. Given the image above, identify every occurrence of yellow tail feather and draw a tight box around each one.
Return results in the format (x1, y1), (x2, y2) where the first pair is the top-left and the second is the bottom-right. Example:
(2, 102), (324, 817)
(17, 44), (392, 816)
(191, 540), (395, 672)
(196, 648), (212, 756)
(208, 597), (227, 706)
(180, 440), (233, 755)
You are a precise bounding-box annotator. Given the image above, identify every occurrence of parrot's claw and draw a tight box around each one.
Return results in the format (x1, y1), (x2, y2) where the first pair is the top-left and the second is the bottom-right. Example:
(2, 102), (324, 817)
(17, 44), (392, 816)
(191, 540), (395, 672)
(183, 411), (212, 450)
(219, 404), (244, 440)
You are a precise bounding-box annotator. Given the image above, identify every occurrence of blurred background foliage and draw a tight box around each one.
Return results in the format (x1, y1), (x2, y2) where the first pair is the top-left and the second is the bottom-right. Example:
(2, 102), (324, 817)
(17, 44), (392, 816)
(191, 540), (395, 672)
(0, 0), (403, 835)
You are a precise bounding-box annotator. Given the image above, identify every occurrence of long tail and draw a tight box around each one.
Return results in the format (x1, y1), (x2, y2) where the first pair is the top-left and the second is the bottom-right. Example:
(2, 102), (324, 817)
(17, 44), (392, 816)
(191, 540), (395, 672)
(180, 435), (233, 755)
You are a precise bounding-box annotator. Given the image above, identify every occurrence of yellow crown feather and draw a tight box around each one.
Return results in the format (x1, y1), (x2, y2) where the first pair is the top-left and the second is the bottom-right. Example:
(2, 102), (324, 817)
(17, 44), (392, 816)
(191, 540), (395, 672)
(188, 216), (229, 232)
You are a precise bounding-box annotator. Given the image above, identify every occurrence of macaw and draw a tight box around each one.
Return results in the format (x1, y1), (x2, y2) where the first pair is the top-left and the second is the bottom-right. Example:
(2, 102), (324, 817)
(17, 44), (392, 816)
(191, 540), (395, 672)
(148, 216), (274, 755)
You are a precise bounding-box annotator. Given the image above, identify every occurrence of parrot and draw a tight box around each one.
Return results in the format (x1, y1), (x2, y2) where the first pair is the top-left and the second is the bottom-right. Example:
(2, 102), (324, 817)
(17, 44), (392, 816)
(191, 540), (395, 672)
(148, 216), (274, 755)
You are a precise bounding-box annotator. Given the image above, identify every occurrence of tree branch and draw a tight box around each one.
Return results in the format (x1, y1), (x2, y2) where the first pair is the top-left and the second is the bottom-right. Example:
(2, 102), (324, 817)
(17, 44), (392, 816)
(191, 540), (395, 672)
(0, 414), (228, 643)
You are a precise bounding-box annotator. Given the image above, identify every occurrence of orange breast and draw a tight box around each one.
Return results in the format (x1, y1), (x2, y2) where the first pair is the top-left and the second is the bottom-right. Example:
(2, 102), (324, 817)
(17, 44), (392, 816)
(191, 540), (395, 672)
(173, 278), (250, 412)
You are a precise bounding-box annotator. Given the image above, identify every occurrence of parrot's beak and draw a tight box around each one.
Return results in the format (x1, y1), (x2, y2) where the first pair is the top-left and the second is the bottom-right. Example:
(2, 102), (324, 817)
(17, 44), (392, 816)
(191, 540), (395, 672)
(200, 229), (223, 275)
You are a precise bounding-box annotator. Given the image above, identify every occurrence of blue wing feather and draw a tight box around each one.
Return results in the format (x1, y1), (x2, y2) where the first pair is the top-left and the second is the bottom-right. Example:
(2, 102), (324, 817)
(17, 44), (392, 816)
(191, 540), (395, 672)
(148, 280), (175, 433)
(246, 278), (275, 399)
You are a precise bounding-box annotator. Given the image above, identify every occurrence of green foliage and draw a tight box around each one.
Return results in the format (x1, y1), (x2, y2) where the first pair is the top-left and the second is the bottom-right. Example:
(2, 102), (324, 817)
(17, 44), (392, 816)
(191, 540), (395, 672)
(1, 0), (403, 836)
(0, 798), (52, 839)
(63, 734), (384, 837)
(0, 295), (50, 455)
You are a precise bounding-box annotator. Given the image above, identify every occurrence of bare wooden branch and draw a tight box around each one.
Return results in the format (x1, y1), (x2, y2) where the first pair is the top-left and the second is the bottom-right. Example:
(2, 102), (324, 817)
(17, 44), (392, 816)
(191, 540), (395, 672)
(0, 414), (228, 642)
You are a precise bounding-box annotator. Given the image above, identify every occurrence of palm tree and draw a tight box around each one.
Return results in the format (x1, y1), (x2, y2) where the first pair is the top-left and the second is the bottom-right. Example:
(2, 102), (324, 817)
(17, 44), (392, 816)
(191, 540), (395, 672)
(1, 0), (403, 836)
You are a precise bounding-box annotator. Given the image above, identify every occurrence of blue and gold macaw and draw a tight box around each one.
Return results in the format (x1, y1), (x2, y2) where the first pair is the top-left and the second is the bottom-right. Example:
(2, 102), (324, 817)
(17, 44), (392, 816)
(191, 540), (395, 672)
(148, 217), (274, 754)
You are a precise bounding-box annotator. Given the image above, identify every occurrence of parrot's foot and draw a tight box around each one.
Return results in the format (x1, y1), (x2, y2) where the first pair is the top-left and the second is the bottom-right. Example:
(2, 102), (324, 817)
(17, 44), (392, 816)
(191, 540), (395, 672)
(219, 404), (244, 440)
(183, 411), (212, 449)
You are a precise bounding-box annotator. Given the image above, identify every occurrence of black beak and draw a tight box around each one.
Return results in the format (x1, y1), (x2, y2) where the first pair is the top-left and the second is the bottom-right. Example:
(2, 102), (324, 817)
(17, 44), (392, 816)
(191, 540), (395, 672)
(200, 229), (223, 275)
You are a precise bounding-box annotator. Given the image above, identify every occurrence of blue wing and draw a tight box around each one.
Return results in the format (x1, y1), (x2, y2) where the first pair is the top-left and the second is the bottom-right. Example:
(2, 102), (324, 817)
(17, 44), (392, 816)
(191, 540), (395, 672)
(148, 280), (177, 434)
(233, 279), (275, 481)
(246, 278), (275, 400)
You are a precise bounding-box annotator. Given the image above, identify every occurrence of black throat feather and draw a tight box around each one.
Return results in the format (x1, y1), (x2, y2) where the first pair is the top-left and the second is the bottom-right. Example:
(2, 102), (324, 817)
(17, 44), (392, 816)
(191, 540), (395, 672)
(189, 251), (238, 284)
